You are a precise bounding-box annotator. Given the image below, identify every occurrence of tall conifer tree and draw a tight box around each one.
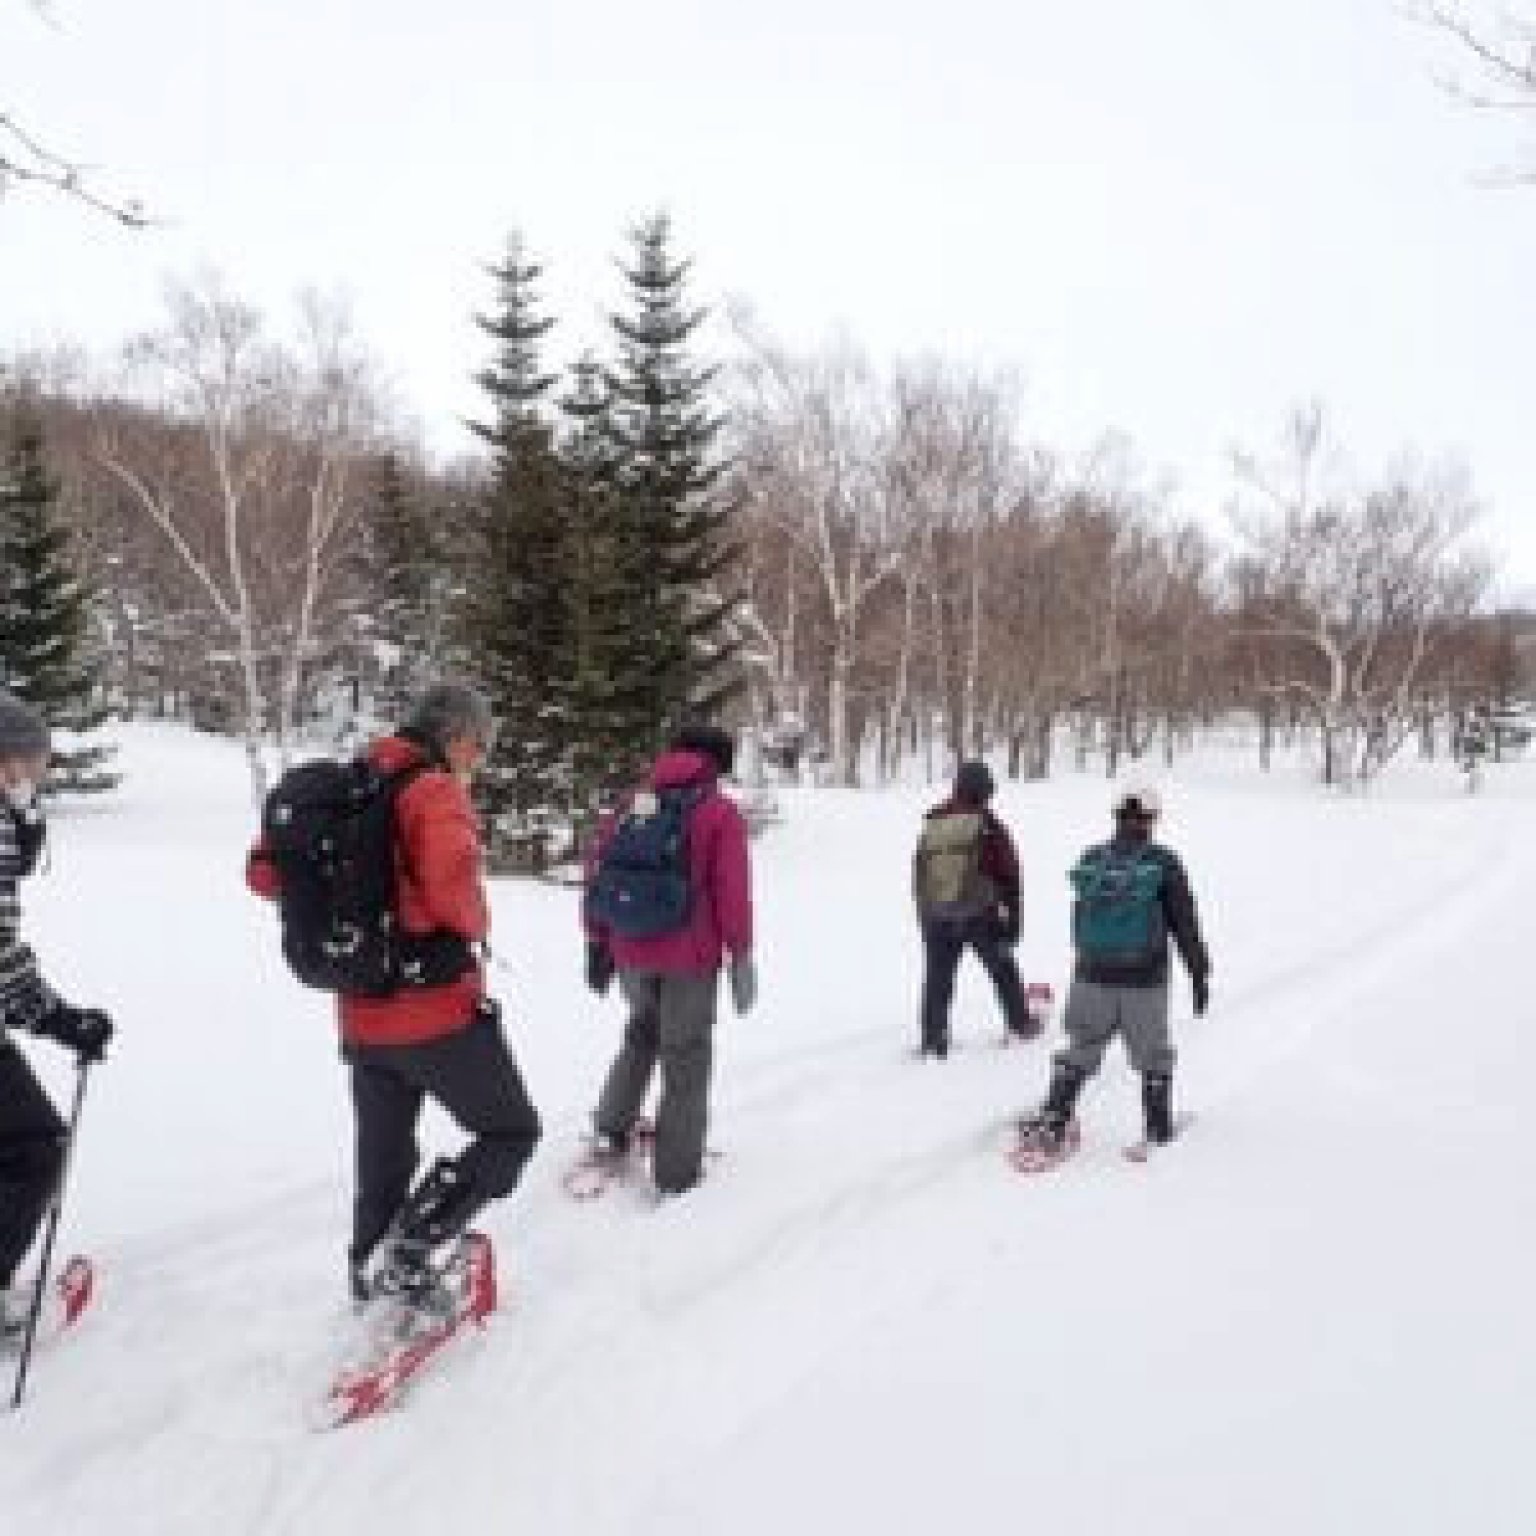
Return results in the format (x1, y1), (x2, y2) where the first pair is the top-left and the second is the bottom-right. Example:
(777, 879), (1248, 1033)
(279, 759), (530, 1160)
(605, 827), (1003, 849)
(458, 234), (569, 869)
(0, 415), (116, 793)
(604, 213), (742, 735)
(356, 451), (451, 722)
(556, 356), (652, 824)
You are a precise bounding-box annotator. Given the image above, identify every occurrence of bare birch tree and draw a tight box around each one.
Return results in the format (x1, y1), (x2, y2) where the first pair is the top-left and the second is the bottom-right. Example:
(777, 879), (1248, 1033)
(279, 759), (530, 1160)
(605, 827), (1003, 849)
(731, 338), (905, 785)
(94, 278), (377, 802)
(1232, 405), (1489, 785)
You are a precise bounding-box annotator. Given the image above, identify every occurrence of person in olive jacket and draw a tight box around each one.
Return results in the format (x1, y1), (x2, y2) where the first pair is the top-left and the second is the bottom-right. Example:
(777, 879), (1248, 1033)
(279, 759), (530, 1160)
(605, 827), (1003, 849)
(912, 760), (1034, 1058)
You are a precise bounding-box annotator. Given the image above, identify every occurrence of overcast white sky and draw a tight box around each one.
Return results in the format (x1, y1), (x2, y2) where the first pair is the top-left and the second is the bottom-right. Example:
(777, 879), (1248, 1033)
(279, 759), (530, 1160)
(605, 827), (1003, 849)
(3, 0), (1533, 590)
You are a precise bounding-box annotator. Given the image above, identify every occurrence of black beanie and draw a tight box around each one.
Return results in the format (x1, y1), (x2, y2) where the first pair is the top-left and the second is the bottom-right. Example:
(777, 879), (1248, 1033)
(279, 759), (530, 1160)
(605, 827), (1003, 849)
(953, 759), (995, 805)
(671, 722), (736, 778)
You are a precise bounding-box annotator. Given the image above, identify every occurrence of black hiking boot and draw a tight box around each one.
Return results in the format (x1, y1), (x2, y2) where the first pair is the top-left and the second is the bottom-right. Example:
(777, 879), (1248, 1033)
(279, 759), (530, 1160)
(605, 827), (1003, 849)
(1015, 1110), (1070, 1154)
(396, 1157), (484, 1249)
(1018, 1063), (1089, 1151)
(1141, 1072), (1175, 1145)
(0, 1285), (25, 1347)
(363, 1157), (483, 1316)
(590, 1124), (630, 1162)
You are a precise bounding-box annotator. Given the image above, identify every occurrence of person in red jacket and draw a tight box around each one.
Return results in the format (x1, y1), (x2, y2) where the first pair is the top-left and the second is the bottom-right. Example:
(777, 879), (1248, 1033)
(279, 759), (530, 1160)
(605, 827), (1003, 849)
(913, 759), (1032, 1057)
(582, 724), (754, 1196)
(247, 683), (540, 1303)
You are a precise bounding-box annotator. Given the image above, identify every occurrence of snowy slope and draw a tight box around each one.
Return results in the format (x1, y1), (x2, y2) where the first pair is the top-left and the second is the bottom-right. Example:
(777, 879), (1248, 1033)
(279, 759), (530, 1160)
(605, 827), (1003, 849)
(3, 725), (1533, 1536)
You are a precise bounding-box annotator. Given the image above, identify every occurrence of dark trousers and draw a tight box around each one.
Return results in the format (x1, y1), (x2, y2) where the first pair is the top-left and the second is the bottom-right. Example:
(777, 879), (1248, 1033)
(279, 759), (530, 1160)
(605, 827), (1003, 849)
(0, 1039), (65, 1289)
(344, 1007), (541, 1265)
(920, 923), (1027, 1052)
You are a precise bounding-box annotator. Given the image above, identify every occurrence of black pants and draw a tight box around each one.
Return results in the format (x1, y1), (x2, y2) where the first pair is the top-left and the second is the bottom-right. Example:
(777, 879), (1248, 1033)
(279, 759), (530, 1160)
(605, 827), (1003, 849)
(344, 1007), (541, 1266)
(919, 923), (1027, 1052)
(0, 1039), (66, 1289)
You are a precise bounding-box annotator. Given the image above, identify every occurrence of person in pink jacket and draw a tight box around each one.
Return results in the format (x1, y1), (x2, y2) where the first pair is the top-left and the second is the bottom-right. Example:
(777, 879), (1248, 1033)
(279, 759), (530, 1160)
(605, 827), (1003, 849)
(583, 724), (754, 1195)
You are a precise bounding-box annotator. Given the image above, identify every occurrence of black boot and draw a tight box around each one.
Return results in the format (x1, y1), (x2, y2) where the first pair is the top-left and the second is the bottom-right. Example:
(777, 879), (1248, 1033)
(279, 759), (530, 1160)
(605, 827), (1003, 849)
(1041, 1063), (1087, 1129)
(347, 1254), (372, 1307)
(370, 1157), (484, 1306)
(1141, 1073), (1174, 1145)
(395, 1156), (484, 1249)
(1018, 1063), (1087, 1151)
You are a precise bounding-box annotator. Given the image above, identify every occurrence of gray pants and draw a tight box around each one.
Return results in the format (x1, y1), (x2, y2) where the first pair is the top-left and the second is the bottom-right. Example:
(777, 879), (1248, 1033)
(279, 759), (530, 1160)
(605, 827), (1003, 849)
(596, 969), (718, 1195)
(1055, 979), (1175, 1079)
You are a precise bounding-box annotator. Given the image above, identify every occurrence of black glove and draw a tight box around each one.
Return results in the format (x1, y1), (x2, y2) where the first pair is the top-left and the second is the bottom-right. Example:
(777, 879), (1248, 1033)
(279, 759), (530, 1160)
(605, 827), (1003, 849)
(585, 940), (615, 997)
(37, 1002), (113, 1064)
(9, 801), (46, 877)
(1191, 973), (1210, 1017)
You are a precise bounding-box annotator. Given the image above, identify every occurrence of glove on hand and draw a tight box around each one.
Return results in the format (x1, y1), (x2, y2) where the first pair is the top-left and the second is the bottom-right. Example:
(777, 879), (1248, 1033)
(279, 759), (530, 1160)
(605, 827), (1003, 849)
(37, 1003), (113, 1064)
(728, 953), (757, 1016)
(8, 800), (46, 877)
(1191, 973), (1210, 1017)
(585, 940), (615, 997)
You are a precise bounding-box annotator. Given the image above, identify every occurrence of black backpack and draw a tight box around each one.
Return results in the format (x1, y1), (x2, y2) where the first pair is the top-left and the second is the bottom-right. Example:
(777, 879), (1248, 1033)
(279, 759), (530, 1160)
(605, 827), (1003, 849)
(261, 757), (470, 997)
(584, 786), (704, 940)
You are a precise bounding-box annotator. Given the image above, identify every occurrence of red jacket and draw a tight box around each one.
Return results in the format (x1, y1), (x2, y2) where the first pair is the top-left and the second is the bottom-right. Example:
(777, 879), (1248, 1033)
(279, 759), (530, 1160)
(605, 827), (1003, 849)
(247, 735), (487, 1047)
(583, 749), (753, 974)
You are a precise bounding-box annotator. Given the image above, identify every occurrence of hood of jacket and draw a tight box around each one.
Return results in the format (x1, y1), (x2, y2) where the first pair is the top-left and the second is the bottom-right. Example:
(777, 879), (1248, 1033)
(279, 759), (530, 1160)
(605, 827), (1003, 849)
(649, 749), (719, 793)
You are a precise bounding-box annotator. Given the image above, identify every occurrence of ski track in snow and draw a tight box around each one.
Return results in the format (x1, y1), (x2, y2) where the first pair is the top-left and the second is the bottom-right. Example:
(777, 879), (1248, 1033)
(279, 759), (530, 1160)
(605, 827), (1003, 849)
(3, 727), (1534, 1535)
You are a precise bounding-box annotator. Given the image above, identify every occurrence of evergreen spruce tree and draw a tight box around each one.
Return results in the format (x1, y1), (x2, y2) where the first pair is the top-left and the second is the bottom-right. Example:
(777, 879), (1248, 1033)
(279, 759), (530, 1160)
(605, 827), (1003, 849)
(556, 356), (653, 829)
(356, 451), (448, 724)
(0, 415), (116, 793)
(603, 213), (743, 740)
(458, 234), (571, 870)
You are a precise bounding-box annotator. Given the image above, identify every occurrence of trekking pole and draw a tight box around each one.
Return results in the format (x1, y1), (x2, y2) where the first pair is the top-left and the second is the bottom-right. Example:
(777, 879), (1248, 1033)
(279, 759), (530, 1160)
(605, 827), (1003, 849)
(9, 1058), (91, 1412)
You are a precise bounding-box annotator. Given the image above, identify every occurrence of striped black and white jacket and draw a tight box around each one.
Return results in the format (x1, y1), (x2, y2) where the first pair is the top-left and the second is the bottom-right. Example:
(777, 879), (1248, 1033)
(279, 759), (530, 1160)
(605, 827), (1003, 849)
(0, 799), (57, 1040)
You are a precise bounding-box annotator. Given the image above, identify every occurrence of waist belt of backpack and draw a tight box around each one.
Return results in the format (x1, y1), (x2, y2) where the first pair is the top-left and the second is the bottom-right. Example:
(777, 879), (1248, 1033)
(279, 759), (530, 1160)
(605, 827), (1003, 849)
(394, 930), (478, 988)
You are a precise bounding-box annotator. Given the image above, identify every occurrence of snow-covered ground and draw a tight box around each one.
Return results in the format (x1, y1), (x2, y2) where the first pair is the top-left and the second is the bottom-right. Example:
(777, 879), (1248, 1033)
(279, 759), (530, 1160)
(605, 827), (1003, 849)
(4, 724), (1533, 1535)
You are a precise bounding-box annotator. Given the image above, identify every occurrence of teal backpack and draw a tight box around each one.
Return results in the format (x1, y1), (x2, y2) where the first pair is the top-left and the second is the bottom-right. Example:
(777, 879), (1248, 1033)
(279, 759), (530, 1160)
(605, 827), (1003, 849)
(1070, 845), (1166, 966)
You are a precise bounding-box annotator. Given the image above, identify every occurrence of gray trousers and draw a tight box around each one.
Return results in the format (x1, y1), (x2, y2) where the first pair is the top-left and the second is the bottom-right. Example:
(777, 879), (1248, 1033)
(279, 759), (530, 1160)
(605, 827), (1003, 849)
(596, 969), (718, 1195)
(1055, 979), (1175, 1079)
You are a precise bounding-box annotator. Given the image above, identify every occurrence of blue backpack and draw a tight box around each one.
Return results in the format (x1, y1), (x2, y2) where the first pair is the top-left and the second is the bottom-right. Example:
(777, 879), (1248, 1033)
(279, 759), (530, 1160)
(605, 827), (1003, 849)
(585, 787), (704, 940)
(1070, 844), (1166, 967)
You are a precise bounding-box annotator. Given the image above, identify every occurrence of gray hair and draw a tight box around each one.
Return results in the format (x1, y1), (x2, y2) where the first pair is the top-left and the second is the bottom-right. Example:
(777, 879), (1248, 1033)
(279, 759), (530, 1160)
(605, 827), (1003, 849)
(402, 682), (496, 754)
(0, 691), (50, 762)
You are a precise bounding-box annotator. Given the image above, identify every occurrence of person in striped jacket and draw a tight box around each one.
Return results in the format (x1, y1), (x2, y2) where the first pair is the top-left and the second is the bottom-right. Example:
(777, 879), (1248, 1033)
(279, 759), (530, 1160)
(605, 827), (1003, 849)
(0, 693), (112, 1340)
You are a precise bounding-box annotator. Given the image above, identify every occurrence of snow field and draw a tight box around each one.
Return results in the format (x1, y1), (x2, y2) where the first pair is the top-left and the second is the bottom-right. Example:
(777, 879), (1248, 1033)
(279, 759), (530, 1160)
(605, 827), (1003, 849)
(3, 724), (1533, 1535)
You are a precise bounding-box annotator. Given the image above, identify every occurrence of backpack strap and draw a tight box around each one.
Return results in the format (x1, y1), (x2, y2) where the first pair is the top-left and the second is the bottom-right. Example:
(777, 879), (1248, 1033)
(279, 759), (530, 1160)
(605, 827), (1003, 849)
(377, 758), (479, 990)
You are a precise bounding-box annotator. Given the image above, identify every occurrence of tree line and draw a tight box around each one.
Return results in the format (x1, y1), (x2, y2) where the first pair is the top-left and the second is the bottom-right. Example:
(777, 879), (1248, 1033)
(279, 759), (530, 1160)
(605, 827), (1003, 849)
(727, 339), (1529, 790)
(1, 221), (1531, 867)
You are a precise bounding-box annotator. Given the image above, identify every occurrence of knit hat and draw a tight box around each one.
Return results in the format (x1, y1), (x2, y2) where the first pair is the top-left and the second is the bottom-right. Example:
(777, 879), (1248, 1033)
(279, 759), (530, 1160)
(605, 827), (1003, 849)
(1113, 783), (1163, 821)
(402, 683), (496, 755)
(671, 722), (736, 778)
(0, 692), (50, 761)
(953, 760), (995, 805)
